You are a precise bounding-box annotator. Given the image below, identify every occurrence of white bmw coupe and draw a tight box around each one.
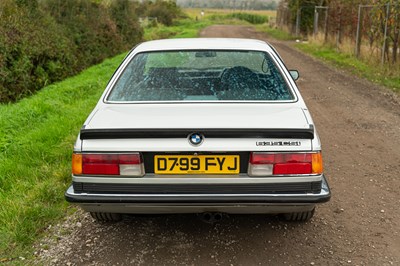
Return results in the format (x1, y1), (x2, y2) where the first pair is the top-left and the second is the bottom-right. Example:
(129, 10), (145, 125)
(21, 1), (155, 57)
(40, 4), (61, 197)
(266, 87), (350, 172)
(66, 38), (331, 222)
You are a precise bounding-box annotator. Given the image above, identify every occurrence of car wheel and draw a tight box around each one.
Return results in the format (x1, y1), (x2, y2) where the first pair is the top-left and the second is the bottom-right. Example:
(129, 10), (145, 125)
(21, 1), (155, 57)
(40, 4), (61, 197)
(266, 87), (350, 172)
(90, 212), (122, 222)
(283, 208), (315, 222)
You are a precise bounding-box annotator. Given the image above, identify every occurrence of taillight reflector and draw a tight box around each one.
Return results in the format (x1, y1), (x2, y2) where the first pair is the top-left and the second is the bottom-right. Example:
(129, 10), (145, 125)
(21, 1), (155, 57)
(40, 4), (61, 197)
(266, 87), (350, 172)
(249, 152), (323, 176)
(73, 153), (143, 176)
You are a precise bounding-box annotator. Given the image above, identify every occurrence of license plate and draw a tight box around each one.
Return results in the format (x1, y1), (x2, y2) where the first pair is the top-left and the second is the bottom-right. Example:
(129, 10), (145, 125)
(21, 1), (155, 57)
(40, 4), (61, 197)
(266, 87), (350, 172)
(154, 155), (240, 174)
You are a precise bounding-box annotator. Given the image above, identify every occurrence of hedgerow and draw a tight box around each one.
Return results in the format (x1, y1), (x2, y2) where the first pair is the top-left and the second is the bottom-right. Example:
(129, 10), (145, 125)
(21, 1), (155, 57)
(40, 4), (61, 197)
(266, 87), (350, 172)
(0, 0), (179, 103)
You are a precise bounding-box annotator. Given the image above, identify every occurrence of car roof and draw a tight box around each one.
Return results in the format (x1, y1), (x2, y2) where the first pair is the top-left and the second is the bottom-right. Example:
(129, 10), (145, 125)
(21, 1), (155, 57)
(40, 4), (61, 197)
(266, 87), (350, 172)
(133, 38), (274, 53)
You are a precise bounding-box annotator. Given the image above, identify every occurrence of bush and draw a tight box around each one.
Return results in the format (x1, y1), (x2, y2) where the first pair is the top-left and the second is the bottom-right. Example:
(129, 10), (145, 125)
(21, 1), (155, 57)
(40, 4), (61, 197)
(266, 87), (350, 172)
(144, 0), (181, 26)
(0, 0), (183, 102)
(0, 0), (77, 102)
(110, 0), (143, 46)
(0, 0), (145, 103)
(43, 0), (138, 69)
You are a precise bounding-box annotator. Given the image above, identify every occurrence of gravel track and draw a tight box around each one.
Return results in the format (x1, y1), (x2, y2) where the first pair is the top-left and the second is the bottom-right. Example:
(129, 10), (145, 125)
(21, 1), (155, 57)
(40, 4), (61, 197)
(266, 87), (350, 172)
(34, 25), (400, 266)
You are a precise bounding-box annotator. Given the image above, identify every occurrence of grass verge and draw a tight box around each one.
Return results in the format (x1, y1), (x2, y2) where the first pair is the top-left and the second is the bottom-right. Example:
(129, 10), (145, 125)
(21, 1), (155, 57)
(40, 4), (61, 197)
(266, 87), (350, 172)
(256, 25), (295, 41)
(258, 26), (399, 93)
(295, 43), (400, 93)
(0, 53), (126, 261)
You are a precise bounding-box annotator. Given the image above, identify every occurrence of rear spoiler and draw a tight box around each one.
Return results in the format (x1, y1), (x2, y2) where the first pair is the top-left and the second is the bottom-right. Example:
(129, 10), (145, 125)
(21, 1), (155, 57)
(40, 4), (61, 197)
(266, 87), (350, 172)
(80, 126), (314, 140)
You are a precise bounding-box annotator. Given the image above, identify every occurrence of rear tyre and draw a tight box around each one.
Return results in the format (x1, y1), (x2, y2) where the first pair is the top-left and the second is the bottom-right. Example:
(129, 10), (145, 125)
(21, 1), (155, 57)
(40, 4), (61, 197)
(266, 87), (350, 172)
(90, 212), (122, 222)
(283, 208), (315, 222)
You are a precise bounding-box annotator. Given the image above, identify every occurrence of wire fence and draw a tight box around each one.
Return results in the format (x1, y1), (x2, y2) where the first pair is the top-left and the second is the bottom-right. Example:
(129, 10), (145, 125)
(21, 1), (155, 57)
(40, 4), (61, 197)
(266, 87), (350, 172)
(277, 2), (400, 65)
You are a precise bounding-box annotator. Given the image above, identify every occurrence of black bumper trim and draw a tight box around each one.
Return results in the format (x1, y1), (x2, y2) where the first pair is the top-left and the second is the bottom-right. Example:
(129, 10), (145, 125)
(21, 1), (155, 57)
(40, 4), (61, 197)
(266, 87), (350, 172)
(80, 127), (314, 140)
(65, 176), (331, 205)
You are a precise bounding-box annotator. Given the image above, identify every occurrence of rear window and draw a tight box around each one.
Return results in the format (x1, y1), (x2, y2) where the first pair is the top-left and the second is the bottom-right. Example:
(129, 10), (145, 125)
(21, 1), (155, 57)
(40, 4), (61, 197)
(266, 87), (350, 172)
(106, 50), (294, 102)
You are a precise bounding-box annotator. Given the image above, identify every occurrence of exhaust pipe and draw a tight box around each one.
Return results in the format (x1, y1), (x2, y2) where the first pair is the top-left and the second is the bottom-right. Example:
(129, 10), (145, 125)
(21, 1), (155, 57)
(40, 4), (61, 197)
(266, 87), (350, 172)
(214, 212), (223, 221)
(199, 212), (223, 223)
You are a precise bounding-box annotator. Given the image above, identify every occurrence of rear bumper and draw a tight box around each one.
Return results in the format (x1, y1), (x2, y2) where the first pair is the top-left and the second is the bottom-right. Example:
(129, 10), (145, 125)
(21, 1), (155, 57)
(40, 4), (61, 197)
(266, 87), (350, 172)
(65, 175), (330, 213)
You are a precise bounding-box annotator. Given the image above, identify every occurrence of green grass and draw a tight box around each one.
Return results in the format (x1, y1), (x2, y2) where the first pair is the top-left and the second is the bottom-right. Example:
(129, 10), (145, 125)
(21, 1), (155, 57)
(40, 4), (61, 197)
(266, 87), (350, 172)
(144, 18), (212, 40)
(0, 53), (126, 260)
(256, 25), (296, 41)
(295, 43), (400, 93)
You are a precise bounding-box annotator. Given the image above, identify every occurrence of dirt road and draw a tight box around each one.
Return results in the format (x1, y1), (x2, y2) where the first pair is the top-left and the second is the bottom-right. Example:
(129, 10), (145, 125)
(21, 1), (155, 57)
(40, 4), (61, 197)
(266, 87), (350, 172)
(36, 25), (400, 265)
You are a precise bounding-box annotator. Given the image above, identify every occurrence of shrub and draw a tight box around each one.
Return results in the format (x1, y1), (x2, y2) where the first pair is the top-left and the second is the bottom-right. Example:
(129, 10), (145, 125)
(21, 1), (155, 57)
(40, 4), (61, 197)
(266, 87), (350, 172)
(0, 0), (77, 102)
(44, 0), (126, 67)
(110, 0), (143, 47)
(145, 0), (181, 26)
(0, 0), (145, 103)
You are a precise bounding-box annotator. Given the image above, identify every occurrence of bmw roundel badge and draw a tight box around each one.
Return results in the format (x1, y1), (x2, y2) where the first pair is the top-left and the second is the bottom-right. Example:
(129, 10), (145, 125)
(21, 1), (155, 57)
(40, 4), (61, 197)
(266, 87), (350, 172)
(188, 133), (204, 146)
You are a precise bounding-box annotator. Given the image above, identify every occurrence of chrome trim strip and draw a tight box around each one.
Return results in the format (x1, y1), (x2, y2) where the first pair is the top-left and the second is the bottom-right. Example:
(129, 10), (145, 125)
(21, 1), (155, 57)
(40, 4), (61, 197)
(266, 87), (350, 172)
(72, 174), (323, 184)
(105, 100), (298, 104)
(66, 188), (329, 199)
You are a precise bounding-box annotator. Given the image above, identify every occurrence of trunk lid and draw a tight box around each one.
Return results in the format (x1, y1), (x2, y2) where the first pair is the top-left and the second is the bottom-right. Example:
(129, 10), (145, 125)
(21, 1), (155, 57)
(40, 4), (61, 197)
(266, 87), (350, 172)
(84, 104), (311, 130)
(81, 104), (313, 152)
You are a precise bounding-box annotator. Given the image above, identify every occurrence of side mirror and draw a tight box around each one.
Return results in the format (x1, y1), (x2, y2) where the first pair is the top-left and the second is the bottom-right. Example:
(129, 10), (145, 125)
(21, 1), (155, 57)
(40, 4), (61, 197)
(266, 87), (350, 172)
(289, 70), (299, 81)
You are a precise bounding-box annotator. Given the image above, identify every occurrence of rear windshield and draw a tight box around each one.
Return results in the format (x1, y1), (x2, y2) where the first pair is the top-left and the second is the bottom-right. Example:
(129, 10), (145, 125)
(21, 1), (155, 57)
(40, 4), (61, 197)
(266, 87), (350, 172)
(107, 50), (294, 102)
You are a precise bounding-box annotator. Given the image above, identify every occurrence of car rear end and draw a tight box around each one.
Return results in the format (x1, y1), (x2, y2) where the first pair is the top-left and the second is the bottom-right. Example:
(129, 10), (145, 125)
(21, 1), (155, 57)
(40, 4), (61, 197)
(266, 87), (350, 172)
(65, 38), (331, 222)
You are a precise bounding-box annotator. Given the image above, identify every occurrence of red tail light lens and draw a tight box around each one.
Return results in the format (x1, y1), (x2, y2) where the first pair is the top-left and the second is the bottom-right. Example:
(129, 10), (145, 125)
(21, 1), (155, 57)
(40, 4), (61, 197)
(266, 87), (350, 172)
(274, 163), (312, 175)
(72, 153), (143, 176)
(249, 152), (322, 176)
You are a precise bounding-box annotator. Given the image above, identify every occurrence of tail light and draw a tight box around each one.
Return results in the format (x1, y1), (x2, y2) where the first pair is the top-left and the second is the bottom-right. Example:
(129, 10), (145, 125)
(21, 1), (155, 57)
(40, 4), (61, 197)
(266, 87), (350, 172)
(72, 153), (144, 176)
(248, 152), (323, 176)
